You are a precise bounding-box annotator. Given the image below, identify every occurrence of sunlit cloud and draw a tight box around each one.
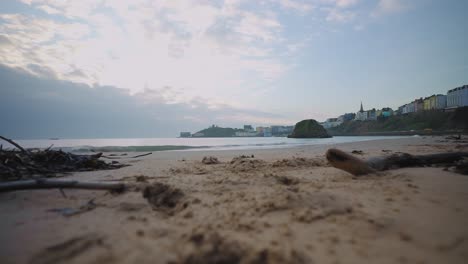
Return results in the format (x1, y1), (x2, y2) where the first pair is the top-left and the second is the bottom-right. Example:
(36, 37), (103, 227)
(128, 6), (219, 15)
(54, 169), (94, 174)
(326, 8), (356, 22)
(0, 0), (437, 130)
(372, 0), (408, 17)
(273, 0), (314, 12)
(1, 0), (393, 107)
(1, 0), (298, 109)
(335, 0), (359, 9)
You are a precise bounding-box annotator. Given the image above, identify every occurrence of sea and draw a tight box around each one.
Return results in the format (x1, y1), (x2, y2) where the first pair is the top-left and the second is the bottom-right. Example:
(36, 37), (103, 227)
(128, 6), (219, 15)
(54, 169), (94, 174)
(5, 136), (413, 153)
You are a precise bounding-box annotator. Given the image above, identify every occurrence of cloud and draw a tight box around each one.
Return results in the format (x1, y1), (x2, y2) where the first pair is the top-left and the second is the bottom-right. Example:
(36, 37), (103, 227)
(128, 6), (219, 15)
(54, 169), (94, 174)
(335, 0), (359, 9)
(353, 24), (365, 31)
(36, 5), (61, 15)
(274, 0), (314, 12)
(0, 35), (13, 46)
(326, 9), (356, 22)
(372, 0), (407, 16)
(0, 64), (292, 138)
(314, 0), (359, 24)
(20, 0), (101, 19)
(0, 13), (92, 82)
(2, 0), (378, 107)
(26, 63), (57, 78)
(1, 1), (297, 109)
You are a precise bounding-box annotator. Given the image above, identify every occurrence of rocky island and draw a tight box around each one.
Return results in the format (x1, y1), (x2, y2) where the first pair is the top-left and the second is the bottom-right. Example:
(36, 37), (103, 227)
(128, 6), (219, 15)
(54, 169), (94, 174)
(288, 119), (332, 138)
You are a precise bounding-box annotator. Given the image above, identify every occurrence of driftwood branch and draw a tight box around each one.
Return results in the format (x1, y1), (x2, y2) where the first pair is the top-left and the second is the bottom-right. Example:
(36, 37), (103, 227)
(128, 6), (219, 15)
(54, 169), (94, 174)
(0, 179), (125, 192)
(368, 151), (468, 171)
(102, 152), (152, 159)
(326, 148), (468, 176)
(0, 136), (31, 156)
(1, 141), (127, 181)
(131, 152), (153, 158)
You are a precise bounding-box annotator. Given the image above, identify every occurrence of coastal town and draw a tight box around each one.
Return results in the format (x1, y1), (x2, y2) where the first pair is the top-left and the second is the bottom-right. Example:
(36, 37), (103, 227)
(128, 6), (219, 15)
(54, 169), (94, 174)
(321, 84), (468, 129)
(181, 84), (467, 137)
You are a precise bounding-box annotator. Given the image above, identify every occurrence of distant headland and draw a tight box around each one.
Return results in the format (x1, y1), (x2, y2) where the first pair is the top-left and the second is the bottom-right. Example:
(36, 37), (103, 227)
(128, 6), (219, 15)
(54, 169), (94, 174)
(180, 85), (468, 138)
(179, 125), (294, 138)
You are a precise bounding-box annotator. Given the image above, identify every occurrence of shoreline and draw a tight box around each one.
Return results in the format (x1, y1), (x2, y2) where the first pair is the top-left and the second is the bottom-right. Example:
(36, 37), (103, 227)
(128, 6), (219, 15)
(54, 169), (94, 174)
(11, 135), (414, 153)
(329, 130), (467, 137)
(1, 136), (467, 264)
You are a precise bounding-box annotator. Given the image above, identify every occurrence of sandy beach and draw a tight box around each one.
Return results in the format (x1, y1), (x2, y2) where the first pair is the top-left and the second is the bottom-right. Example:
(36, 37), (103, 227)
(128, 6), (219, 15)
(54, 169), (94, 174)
(1, 136), (468, 264)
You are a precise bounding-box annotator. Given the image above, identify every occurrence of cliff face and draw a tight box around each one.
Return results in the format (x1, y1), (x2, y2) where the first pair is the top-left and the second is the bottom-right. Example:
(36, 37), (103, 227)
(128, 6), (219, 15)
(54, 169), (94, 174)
(288, 119), (331, 138)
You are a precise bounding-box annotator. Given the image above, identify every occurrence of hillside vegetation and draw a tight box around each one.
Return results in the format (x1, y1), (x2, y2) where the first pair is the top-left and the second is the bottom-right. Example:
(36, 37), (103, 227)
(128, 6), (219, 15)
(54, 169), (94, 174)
(195, 126), (243, 137)
(328, 107), (468, 135)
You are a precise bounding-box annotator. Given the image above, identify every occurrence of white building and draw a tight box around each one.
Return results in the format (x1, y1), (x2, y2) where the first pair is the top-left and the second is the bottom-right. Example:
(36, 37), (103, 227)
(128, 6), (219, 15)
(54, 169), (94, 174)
(355, 102), (368, 121)
(399, 104), (407, 114)
(447, 85), (468, 108)
(321, 118), (342, 129)
(235, 131), (257, 137)
(406, 102), (415, 113)
(436, 94), (447, 109)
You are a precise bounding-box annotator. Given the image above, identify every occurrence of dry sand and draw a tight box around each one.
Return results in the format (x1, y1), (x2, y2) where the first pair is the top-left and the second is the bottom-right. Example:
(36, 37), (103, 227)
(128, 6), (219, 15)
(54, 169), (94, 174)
(1, 136), (468, 264)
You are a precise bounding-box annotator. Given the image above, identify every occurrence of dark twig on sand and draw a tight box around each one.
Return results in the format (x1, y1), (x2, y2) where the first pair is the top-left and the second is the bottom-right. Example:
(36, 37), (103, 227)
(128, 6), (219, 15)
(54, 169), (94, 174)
(0, 179), (125, 192)
(131, 152), (152, 158)
(48, 198), (98, 217)
(102, 152), (152, 159)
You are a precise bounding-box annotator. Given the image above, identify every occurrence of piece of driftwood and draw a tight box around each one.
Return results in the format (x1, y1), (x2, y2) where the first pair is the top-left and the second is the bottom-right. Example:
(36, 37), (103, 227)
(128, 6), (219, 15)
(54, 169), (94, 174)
(446, 134), (462, 140)
(102, 152), (152, 159)
(0, 136), (129, 181)
(326, 148), (468, 176)
(0, 179), (125, 192)
(0, 135), (31, 156)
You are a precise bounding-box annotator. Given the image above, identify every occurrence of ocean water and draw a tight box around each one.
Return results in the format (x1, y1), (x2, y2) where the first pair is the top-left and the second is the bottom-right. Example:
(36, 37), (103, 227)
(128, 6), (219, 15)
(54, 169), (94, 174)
(4, 136), (412, 153)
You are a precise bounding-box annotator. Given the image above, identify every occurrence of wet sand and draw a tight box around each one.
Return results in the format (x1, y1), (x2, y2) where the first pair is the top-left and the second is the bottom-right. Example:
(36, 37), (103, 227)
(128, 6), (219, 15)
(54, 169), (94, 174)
(1, 136), (468, 264)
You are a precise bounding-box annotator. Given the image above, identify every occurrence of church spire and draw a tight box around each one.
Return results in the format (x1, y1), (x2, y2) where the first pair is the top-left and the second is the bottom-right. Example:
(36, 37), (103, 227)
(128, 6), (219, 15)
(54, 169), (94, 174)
(360, 101), (364, 112)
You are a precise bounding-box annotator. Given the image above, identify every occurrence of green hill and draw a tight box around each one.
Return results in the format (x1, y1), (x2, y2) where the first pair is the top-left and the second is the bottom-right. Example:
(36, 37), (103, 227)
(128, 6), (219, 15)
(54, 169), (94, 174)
(195, 125), (243, 137)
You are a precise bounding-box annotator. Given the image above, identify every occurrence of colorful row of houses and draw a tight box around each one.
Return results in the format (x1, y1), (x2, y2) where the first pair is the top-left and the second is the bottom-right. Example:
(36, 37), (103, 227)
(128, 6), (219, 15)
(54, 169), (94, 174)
(398, 85), (467, 114)
(354, 103), (394, 122)
(321, 84), (468, 129)
(399, 95), (445, 114)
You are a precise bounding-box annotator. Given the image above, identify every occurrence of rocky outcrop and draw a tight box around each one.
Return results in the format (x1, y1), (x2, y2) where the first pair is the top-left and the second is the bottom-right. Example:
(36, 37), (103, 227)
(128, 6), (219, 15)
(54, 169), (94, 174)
(288, 119), (331, 138)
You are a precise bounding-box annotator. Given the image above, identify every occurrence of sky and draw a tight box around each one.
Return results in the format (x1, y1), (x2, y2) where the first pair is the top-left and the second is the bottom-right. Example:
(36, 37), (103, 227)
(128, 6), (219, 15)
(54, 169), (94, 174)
(0, 0), (467, 138)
